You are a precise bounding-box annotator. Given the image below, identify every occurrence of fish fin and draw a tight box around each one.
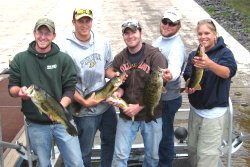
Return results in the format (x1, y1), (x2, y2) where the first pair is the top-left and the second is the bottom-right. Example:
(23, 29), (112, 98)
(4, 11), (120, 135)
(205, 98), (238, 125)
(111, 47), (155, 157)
(180, 88), (185, 93)
(161, 87), (167, 93)
(145, 115), (157, 123)
(37, 108), (43, 115)
(194, 84), (202, 90)
(145, 118), (157, 123)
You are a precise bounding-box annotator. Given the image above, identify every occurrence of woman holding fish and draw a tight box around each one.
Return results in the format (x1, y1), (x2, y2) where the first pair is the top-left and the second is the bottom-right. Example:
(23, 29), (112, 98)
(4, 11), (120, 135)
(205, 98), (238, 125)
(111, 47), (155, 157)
(183, 19), (237, 167)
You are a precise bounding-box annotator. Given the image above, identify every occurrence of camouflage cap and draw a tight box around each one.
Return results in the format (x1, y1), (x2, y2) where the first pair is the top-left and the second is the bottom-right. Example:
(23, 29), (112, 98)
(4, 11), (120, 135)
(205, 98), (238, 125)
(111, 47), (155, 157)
(34, 18), (55, 32)
(121, 19), (141, 33)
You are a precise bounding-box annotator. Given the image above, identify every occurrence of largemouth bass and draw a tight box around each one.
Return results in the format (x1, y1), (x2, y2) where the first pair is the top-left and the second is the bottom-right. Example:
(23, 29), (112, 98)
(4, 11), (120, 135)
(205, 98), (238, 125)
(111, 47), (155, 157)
(71, 72), (127, 114)
(85, 72), (127, 100)
(107, 96), (128, 110)
(106, 96), (136, 121)
(187, 45), (205, 90)
(143, 68), (165, 123)
(26, 85), (78, 136)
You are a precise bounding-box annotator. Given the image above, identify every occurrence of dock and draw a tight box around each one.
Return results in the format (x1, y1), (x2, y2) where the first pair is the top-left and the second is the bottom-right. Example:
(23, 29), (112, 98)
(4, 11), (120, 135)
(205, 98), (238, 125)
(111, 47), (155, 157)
(0, 0), (249, 166)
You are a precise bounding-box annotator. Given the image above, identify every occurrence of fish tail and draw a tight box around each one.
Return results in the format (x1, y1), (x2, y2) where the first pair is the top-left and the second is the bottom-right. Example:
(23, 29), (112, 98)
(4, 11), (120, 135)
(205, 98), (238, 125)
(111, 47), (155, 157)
(145, 116), (157, 123)
(66, 122), (78, 136)
(145, 112), (157, 123)
(150, 115), (157, 123)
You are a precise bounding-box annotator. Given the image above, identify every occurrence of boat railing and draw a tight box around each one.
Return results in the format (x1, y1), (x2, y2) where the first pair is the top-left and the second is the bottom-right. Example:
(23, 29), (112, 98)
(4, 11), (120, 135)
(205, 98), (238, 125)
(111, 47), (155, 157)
(0, 97), (242, 167)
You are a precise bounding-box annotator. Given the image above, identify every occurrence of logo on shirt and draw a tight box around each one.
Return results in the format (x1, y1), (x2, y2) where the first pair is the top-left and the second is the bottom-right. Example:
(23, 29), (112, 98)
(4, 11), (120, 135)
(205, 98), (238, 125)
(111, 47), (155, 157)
(120, 62), (150, 73)
(80, 53), (101, 68)
(47, 64), (57, 69)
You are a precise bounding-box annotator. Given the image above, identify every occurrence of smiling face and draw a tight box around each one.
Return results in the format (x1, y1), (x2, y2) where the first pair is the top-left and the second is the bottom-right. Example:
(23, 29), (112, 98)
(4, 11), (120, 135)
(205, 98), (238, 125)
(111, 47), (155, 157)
(197, 20), (218, 51)
(160, 19), (181, 37)
(34, 26), (56, 53)
(122, 28), (142, 52)
(73, 17), (92, 41)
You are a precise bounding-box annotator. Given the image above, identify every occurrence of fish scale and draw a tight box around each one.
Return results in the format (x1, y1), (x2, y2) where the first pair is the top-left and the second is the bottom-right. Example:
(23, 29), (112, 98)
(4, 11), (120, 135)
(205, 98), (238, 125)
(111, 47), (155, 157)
(143, 69), (164, 122)
(187, 45), (204, 89)
(85, 72), (127, 100)
(26, 84), (78, 136)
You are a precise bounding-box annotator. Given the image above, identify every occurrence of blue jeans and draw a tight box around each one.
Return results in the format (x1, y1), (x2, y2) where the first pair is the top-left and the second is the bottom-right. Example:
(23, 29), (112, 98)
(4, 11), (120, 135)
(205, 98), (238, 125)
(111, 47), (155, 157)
(26, 120), (84, 167)
(158, 96), (182, 167)
(112, 117), (162, 167)
(73, 106), (117, 167)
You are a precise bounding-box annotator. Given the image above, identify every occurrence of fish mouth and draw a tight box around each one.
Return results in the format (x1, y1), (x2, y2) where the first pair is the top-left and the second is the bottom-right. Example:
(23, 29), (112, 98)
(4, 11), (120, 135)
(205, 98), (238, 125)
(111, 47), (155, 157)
(157, 66), (167, 75)
(26, 85), (35, 96)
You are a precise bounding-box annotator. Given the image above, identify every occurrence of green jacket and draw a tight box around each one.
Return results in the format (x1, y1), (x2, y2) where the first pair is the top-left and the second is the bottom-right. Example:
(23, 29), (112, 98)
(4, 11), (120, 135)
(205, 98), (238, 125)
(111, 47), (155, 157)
(8, 41), (77, 124)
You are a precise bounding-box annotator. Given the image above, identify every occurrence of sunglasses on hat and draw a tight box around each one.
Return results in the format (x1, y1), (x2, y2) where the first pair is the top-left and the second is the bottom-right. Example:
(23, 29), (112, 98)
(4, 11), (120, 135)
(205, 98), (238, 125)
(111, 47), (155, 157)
(74, 9), (93, 15)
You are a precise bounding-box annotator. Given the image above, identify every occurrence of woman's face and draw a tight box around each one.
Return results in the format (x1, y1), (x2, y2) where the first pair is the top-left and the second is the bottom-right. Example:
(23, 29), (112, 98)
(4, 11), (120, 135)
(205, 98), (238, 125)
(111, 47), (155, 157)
(197, 24), (217, 51)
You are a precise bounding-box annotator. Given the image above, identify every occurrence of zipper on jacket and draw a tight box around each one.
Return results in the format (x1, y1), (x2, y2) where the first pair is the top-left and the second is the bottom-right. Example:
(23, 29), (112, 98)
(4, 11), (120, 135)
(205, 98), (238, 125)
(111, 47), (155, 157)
(131, 69), (136, 101)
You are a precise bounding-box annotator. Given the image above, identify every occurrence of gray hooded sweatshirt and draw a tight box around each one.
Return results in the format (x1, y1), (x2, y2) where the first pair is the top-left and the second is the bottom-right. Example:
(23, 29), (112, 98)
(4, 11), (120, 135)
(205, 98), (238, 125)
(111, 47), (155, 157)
(60, 30), (113, 116)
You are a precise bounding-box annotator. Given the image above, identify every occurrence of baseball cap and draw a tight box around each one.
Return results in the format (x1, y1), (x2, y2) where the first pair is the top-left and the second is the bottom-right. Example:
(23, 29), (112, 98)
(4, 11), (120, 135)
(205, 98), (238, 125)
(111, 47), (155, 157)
(74, 9), (93, 20)
(34, 18), (55, 32)
(121, 19), (141, 33)
(163, 8), (182, 22)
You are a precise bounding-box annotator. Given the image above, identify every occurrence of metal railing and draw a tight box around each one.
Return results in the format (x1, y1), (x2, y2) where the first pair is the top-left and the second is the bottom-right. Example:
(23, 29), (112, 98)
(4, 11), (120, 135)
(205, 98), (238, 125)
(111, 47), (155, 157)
(0, 97), (240, 167)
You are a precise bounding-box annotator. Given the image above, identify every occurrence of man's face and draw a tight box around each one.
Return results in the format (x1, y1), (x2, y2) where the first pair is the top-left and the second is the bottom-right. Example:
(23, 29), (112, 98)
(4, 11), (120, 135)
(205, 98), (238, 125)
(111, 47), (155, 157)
(73, 17), (92, 37)
(122, 28), (141, 49)
(160, 19), (180, 37)
(34, 26), (55, 53)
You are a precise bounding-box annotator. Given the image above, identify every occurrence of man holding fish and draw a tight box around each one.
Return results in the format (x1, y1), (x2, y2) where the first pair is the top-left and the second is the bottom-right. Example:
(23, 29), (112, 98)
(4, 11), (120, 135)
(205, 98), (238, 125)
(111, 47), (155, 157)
(109, 18), (171, 167)
(153, 8), (186, 167)
(59, 8), (119, 167)
(183, 19), (237, 167)
(8, 18), (84, 167)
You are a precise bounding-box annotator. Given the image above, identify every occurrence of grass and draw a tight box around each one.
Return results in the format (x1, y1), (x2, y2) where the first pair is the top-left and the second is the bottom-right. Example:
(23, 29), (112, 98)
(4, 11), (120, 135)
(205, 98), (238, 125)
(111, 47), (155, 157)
(225, 0), (250, 16)
(224, 0), (250, 34)
(203, 0), (250, 35)
(204, 6), (216, 16)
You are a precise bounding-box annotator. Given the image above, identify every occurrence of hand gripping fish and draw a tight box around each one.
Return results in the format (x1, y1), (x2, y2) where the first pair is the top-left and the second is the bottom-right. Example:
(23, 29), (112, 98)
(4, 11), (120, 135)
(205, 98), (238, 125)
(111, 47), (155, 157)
(180, 45), (205, 92)
(71, 72), (127, 114)
(106, 96), (135, 121)
(187, 45), (205, 90)
(26, 85), (78, 136)
(85, 72), (127, 100)
(143, 68), (166, 123)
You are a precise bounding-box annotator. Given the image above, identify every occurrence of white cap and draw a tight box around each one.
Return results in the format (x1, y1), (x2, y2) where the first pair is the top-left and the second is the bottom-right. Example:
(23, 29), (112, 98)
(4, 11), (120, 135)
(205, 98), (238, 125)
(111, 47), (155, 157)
(163, 8), (182, 22)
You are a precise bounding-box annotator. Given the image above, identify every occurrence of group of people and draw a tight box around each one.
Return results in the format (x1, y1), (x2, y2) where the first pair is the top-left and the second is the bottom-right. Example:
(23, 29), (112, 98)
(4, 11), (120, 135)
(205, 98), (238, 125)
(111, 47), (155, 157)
(8, 5), (237, 167)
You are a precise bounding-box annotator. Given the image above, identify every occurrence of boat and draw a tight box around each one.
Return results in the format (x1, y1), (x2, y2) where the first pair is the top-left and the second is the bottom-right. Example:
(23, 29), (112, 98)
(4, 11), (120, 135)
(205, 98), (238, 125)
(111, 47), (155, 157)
(0, 97), (247, 167)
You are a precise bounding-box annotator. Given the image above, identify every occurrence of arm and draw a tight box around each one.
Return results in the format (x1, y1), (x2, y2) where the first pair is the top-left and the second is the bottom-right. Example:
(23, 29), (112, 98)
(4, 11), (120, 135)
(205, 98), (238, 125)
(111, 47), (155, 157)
(73, 90), (103, 108)
(162, 68), (173, 82)
(60, 96), (72, 108)
(193, 53), (230, 79)
(9, 85), (30, 100)
(105, 67), (119, 79)
(167, 45), (186, 81)
(123, 104), (144, 118)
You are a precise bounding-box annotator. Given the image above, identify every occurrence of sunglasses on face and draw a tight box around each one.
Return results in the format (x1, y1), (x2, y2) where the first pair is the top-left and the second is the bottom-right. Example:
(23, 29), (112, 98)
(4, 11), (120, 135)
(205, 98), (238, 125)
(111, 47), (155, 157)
(161, 19), (178, 27)
(74, 9), (93, 15)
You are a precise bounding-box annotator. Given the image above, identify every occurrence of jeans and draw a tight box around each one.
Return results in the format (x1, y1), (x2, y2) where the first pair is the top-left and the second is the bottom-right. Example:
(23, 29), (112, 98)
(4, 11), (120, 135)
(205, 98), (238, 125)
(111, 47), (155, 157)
(73, 106), (117, 167)
(158, 96), (182, 167)
(26, 120), (84, 167)
(112, 117), (162, 167)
